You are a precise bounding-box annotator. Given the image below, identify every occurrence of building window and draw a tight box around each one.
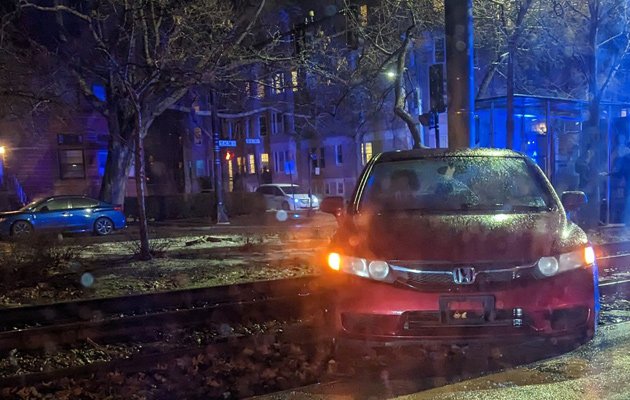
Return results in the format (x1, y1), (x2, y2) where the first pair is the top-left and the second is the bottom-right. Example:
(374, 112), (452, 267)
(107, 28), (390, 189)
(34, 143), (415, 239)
(259, 115), (268, 136)
(359, 4), (368, 26)
(361, 142), (373, 165)
(272, 72), (285, 94)
(57, 134), (83, 145)
(291, 70), (299, 92)
(434, 36), (445, 63)
(319, 147), (326, 169)
(59, 149), (85, 179)
(195, 160), (207, 177)
(97, 150), (108, 177)
(273, 151), (285, 173)
(237, 156), (244, 173)
(261, 153), (269, 169)
(271, 112), (283, 135)
(335, 144), (343, 165)
(337, 181), (344, 195)
(256, 82), (265, 99)
(245, 82), (251, 96)
(234, 120), (243, 140)
(248, 154), (256, 174)
(227, 159), (234, 192)
(245, 118), (251, 138)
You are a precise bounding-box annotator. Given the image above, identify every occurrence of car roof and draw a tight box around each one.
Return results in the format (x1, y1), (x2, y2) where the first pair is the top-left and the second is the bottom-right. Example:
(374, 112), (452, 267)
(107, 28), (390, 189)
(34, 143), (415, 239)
(374, 148), (526, 163)
(258, 184), (298, 187)
(43, 195), (99, 201)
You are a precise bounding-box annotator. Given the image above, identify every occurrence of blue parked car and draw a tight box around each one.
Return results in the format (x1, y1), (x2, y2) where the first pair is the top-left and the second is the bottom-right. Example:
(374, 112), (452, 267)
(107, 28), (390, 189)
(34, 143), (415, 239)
(0, 195), (126, 237)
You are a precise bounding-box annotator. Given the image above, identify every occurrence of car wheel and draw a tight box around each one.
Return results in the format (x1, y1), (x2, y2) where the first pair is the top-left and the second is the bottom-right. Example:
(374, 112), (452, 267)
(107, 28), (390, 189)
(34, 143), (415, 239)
(282, 201), (290, 211)
(94, 217), (114, 236)
(10, 220), (32, 237)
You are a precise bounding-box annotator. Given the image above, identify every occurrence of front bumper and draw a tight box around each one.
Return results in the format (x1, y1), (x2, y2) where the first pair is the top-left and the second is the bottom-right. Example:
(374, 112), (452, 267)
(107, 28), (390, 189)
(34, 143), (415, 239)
(327, 267), (597, 347)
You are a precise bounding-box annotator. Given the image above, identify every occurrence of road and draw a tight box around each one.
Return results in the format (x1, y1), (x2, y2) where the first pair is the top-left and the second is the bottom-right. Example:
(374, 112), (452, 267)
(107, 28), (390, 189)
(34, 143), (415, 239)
(255, 294), (630, 400)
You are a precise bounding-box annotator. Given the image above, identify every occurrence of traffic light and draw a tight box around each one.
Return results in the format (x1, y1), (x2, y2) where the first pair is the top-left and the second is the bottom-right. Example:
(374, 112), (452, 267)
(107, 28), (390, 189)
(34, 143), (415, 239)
(429, 64), (446, 113)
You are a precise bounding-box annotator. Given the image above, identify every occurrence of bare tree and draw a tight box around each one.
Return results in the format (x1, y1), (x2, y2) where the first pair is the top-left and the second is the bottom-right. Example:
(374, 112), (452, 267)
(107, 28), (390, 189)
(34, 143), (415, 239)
(12, 0), (284, 259)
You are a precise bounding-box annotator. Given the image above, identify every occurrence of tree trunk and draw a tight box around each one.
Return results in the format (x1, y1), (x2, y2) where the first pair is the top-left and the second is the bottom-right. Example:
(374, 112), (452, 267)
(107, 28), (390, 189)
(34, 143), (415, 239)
(394, 38), (423, 149)
(99, 97), (136, 205)
(99, 138), (133, 205)
(134, 118), (151, 261)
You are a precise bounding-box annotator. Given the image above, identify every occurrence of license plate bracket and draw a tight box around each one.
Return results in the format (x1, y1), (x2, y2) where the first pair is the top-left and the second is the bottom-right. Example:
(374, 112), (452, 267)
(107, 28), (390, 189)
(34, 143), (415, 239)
(439, 295), (495, 325)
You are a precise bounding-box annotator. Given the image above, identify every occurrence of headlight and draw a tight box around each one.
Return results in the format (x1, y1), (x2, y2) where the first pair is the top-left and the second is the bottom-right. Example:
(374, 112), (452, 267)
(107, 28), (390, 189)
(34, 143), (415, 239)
(537, 246), (595, 277)
(327, 253), (391, 282)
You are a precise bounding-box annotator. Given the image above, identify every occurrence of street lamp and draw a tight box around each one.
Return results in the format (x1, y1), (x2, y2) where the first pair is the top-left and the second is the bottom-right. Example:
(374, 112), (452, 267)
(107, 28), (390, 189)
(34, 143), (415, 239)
(385, 70), (396, 80)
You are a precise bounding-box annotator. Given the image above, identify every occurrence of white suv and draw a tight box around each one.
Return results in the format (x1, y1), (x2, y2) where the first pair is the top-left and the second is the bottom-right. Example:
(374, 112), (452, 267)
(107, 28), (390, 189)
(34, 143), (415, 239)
(255, 184), (320, 211)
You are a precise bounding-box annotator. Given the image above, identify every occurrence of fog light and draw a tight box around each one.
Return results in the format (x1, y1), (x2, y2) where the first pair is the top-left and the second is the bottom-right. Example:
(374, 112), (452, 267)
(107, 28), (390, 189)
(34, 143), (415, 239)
(328, 253), (340, 271)
(368, 260), (389, 280)
(538, 256), (559, 277)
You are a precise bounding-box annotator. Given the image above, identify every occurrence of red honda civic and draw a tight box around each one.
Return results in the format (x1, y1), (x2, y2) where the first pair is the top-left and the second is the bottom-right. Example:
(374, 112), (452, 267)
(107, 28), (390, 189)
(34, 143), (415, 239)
(320, 148), (599, 349)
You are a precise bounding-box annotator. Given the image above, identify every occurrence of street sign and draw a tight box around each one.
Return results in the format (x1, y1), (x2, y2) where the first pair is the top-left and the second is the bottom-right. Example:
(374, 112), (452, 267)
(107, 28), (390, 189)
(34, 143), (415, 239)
(218, 140), (237, 147)
(245, 138), (261, 145)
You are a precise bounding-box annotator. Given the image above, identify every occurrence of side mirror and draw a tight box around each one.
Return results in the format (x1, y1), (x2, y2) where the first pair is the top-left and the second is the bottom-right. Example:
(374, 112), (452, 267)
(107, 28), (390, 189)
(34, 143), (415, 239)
(562, 191), (587, 211)
(320, 196), (344, 217)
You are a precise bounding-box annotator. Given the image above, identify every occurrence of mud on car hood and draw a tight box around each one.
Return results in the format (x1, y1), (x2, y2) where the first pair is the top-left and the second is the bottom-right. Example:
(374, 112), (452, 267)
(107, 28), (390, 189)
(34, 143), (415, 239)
(352, 211), (580, 264)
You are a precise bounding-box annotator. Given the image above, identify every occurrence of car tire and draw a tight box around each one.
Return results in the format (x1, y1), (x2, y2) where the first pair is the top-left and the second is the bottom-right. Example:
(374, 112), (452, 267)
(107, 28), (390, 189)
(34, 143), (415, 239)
(281, 201), (290, 211)
(94, 217), (114, 236)
(10, 220), (33, 237)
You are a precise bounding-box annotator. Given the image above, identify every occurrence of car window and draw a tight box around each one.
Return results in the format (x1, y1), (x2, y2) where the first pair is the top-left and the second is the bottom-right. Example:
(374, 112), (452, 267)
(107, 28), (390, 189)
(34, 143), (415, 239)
(280, 186), (302, 195)
(359, 156), (554, 213)
(257, 187), (271, 195)
(70, 197), (99, 209)
(36, 198), (69, 212)
(273, 187), (285, 196)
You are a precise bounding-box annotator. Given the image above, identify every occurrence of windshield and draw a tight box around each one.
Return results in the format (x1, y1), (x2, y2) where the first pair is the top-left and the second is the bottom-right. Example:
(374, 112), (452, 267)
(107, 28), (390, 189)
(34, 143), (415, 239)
(359, 156), (554, 213)
(18, 199), (43, 212)
(280, 186), (303, 195)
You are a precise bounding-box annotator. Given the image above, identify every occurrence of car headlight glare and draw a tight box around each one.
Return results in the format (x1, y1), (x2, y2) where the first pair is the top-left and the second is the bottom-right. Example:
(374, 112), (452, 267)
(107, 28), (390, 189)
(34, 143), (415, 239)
(537, 246), (595, 277)
(537, 256), (559, 277)
(368, 260), (390, 280)
(327, 253), (390, 281)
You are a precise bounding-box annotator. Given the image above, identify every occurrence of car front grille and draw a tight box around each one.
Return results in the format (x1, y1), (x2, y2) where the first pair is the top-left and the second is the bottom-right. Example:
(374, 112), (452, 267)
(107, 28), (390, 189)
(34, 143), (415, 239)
(391, 262), (536, 288)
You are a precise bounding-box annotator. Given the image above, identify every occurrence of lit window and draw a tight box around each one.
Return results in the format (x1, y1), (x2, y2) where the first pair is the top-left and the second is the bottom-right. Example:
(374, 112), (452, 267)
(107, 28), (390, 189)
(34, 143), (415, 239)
(227, 159), (234, 191)
(248, 154), (256, 174)
(261, 153), (269, 163)
(273, 73), (285, 94)
(291, 70), (299, 92)
(359, 4), (368, 26)
(237, 156), (243, 172)
(256, 82), (265, 99)
(361, 142), (373, 165)
(59, 149), (85, 179)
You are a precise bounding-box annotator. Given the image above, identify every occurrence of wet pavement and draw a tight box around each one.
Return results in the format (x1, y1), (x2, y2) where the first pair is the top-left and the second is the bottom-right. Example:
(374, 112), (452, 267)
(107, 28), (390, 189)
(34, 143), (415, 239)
(254, 300), (630, 400)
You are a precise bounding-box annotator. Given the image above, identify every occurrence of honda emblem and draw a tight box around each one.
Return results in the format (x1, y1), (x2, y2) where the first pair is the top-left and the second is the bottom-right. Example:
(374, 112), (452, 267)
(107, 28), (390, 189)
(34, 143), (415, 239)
(453, 267), (475, 284)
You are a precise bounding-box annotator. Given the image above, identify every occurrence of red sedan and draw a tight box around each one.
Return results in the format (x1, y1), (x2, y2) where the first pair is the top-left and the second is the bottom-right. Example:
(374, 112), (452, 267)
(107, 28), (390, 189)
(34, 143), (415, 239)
(321, 148), (599, 349)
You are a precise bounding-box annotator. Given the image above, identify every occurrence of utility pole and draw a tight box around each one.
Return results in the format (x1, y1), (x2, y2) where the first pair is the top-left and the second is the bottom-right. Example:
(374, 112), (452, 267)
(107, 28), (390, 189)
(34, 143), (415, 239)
(445, 0), (475, 149)
(210, 90), (230, 225)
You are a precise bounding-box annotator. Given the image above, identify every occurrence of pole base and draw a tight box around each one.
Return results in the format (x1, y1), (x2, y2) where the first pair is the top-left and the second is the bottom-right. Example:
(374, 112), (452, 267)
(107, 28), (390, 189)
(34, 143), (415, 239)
(216, 203), (230, 225)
